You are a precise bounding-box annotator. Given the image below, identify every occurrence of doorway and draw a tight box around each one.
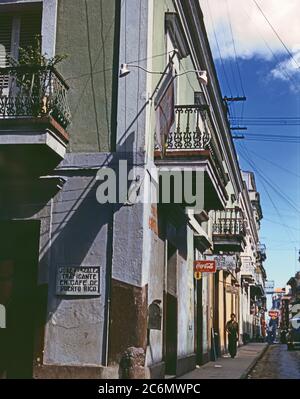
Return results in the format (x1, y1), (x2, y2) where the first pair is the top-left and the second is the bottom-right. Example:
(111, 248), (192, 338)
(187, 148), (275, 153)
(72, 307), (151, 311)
(164, 241), (177, 376)
(0, 220), (40, 379)
(195, 277), (203, 365)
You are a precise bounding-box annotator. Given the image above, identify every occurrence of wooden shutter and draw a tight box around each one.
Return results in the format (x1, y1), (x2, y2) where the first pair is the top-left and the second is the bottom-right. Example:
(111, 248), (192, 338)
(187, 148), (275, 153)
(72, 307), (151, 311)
(0, 15), (12, 67)
(0, 9), (41, 90)
(0, 15), (13, 89)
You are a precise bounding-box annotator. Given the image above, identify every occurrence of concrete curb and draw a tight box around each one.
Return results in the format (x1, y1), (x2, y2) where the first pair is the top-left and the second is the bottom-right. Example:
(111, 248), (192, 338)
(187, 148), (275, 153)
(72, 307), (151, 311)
(239, 344), (269, 379)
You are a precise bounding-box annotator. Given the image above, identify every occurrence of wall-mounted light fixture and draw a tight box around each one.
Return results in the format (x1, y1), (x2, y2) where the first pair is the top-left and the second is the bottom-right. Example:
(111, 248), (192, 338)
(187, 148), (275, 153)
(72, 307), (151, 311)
(119, 52), (208, 86)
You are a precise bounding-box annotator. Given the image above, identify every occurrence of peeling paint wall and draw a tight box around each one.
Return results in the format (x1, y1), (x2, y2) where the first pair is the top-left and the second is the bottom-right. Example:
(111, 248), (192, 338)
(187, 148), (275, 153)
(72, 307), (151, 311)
(177, 225), (195, 357)
(43, 172), (112, 366)
(146, 221), (165, 366)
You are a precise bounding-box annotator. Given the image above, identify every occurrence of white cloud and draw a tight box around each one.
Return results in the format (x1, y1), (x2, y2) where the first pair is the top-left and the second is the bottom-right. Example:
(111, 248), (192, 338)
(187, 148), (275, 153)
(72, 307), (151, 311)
(199, 0), (300, 89)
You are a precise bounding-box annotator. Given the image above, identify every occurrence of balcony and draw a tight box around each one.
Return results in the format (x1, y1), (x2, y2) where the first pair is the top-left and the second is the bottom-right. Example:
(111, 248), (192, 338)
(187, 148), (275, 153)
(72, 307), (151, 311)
(257, 243), (267, 262)
(154, 104), (228, 210)
(0, 65), (71, 177)
(212, 208), (246, 252)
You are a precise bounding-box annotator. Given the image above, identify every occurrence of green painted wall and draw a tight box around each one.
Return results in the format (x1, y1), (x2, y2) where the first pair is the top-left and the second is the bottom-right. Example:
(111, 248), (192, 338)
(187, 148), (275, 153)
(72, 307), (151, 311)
(55, 0), (119, 152)
(149, 0), (204, 146)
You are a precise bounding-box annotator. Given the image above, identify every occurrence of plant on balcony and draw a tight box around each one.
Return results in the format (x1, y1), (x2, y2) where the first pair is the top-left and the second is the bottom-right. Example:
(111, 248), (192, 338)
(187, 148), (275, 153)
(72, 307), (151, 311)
(7, 35), (69, 121)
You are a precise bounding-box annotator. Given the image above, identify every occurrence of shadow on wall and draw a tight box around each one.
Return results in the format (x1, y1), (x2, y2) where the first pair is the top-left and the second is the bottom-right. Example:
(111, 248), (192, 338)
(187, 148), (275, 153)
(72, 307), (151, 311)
(38, 131), (137, 367)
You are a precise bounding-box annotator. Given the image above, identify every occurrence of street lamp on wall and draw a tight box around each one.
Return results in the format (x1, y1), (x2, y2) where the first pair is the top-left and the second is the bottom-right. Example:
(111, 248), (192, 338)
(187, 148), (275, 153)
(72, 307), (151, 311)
(119, 62), (208, 86)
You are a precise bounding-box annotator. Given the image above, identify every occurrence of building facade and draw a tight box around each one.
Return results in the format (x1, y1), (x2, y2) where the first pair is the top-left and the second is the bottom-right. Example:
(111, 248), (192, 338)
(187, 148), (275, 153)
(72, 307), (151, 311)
(0, 0), (267, 379)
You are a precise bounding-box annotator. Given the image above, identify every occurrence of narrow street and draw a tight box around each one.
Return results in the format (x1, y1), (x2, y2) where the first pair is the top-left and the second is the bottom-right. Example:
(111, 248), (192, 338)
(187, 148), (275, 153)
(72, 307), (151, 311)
(248, 345), (300, 379)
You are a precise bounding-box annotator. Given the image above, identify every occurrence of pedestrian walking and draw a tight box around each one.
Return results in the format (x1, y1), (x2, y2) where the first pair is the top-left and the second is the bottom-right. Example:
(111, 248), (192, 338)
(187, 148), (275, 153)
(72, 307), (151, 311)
(226, 313), (239, 359)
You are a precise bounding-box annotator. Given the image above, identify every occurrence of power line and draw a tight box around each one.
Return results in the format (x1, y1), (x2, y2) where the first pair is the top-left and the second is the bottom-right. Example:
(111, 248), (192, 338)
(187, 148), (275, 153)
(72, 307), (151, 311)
(241, 2), (298, 87)
(238, 144), (298, 243)
(220, 19), (240, 96)
(238, 144), (300, 214)
(206, 0), (233, 99)
(230, 117), (300, 129)
(244, 148), (300, 179)
(252, 0), (300, 69)
(231, 116), (300, 119)
(236, 133), (300, 143)
(263, 218), (300, 232)
(240, 144), (300, 212)
(225, 0), (246, 125)
(242, 138), (300, 143)
(233, 123), (300, 127)
(226, 0), (245, 97)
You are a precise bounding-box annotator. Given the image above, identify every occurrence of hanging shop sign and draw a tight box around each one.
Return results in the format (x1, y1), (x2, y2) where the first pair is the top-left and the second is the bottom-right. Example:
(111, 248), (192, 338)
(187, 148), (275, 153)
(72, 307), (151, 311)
(56, 266), (100, 296)
(194, 260), (216, 274)
(206, 255), (237, 271)
(241, 256), (255, 275)
(265, 280), (275, 294)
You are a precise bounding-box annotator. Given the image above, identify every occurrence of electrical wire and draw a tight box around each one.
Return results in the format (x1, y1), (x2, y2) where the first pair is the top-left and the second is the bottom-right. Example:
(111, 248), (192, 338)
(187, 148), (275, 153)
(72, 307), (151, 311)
(241, 2), (298, 87)
(225, 0), (245, 97)
(243, 148), (300, 179)
(225, 0), (246, 125)
(206, 0), (233, 100)
(238, 143), (300, 214)
(235, 133), (300, 143)
(263, 218), (300, 232)
(238, 144), (298, 244)
(231, 116), (300, 119)
(240, 144), (300, 212)
(230, 120), (300, 126)
(220, 17), (239, 96)
(252, 0), (300, 69)
(241, 138), (300, 143)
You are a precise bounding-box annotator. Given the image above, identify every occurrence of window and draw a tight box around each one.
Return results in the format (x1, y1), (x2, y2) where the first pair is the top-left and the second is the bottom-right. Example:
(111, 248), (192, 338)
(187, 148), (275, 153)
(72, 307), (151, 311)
(0, 9), (42, 89)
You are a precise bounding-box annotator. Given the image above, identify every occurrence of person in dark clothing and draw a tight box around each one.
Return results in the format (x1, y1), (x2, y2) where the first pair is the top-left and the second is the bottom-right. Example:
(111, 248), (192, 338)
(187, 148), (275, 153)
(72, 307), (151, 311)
(226, 313), (239, 358)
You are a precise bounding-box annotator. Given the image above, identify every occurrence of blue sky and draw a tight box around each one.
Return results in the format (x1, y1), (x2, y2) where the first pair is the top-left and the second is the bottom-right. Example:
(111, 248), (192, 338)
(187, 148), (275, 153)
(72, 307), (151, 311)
(200, 0), (300, 289)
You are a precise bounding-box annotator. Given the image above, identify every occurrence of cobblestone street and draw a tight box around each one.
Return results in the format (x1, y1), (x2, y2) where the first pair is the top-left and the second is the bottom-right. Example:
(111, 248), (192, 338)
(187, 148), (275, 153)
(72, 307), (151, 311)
(248, 345), (300, 379)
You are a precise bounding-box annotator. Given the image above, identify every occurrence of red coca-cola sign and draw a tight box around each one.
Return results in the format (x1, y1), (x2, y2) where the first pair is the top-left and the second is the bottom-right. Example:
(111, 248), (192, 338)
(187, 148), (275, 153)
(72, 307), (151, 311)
(194, 260), (216, 273)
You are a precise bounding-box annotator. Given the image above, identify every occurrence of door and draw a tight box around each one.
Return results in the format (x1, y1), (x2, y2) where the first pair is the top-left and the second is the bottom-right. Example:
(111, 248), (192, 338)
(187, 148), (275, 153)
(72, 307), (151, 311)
(195, 277), (203, 365)
(164, 242), (177, 375)
(213, 271), (220, 357)
(0, 221), (40, 379)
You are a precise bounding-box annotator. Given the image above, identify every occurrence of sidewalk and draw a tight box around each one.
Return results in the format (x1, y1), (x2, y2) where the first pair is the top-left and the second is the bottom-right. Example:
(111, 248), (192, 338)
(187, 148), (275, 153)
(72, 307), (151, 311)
(177, 343), (268, 379)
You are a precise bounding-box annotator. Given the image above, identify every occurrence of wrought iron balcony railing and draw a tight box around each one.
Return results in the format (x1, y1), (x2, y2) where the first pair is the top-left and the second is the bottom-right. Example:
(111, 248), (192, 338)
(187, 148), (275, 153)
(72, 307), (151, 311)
(212, 208), (246, 236)
(0, 65), (71, 129)
(156, 104), (228, 187)
(166, 105), (211, 150)
(257, 243), (267, 261)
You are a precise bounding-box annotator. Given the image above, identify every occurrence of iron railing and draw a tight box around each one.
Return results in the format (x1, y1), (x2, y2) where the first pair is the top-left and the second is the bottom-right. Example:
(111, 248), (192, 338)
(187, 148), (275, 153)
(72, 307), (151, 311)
(157, 104), (227, 187)
(257, 243), (267, 261)
(166, 105), (211, 150)
(212, 208), (246, 236)
(0, 65), (71, 129)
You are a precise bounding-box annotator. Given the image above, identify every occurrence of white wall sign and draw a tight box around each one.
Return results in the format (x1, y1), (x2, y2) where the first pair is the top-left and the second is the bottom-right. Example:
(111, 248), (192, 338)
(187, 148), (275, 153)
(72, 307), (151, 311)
(56, 266), (100, 296)
(241, 257), (254, 275)
(265, 280), (275, 294)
